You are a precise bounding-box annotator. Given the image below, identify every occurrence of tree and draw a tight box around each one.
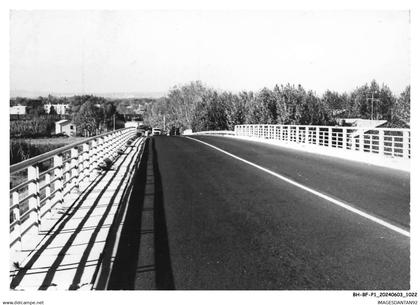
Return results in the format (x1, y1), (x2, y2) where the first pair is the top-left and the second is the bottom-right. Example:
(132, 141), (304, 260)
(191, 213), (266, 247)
(49, 105), (58, 116)
(222, 92), (246, 130)
(103, 101), (117, 130)
(393, 86), (410, 124)
(74, 101), (101, 136)
(245, 88), (277, 124)
(26, 98), (45, 117)
(322, 90), (347, 118)
(191, 91), (229, 132)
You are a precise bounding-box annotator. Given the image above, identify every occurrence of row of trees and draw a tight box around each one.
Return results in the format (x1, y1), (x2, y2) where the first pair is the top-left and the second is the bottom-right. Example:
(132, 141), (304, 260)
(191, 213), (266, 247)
(143, 81), (410, 132)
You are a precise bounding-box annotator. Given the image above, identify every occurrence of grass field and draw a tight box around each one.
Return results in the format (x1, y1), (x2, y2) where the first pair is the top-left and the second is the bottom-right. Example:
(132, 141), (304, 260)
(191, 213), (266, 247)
(10, 136), (86, 189)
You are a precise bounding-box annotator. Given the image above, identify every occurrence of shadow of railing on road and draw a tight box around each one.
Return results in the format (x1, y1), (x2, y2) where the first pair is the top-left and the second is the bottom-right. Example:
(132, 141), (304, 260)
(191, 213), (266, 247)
(106, 138), (175, 290)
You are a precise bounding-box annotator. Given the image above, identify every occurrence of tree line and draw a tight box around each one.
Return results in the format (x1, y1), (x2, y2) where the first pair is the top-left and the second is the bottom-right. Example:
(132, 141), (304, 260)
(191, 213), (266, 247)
(143, 81), (410, 132)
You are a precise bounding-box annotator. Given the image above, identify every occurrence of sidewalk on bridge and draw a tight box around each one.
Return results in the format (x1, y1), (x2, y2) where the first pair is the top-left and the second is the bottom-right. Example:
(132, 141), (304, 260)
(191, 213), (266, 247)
(9, 137), (145, 291)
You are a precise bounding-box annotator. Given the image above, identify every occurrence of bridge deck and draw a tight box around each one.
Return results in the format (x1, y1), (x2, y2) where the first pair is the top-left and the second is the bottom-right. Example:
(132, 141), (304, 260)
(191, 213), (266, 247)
(10, 138), (144, 290)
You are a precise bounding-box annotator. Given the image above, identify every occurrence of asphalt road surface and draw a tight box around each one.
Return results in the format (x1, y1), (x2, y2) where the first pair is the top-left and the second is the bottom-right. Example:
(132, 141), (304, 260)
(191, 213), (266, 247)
(108, 135), (410, 290)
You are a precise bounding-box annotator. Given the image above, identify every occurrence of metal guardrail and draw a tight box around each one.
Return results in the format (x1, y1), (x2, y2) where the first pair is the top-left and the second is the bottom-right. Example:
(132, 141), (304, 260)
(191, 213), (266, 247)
(234, 124), (411, 159)
(9, 127), (137, 253)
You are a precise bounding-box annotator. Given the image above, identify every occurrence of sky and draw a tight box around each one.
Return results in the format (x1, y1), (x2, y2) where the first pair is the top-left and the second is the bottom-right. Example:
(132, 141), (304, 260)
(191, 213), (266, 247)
(10, 10), (410, 97)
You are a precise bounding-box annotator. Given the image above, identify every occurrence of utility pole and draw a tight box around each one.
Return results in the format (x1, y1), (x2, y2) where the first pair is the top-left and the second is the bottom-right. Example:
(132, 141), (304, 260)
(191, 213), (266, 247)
(113, 114), (115, 131)
(367, 91), (380, 120)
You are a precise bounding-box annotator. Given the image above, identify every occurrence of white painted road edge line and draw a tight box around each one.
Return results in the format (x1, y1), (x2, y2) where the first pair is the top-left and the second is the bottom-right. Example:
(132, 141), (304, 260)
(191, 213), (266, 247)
(186, 136), (410, 238)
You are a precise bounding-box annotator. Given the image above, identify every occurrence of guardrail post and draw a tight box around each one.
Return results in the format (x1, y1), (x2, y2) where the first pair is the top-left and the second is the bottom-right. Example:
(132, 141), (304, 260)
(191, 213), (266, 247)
(70, 148), (79, 193)
(342, 128), (347, 150)
(97, 136), (105, 164)
(328, 127), (333, 148)
(359, 129), (365, 153)
(11, 191), (21, 252)
(91, 139), (98, 174)
(304, 126), (309, 144)
(27, 165), (40, 236)
(43, 172), (51, 220)
(53, 155), (63, 210)
(80, 143), (90, 186)
(287, 126), (291, 142)
(403, 130), (410, 159)
(315, 126), (319, 146)
(378, 130), (384, 155)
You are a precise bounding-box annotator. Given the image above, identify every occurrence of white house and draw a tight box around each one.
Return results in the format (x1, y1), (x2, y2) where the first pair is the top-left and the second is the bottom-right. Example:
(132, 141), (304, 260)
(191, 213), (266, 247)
(44, 103), (69, 115)
(55, 119), (76, 136)
(124, 121), (141, 128)
(10, 105), (27, 115)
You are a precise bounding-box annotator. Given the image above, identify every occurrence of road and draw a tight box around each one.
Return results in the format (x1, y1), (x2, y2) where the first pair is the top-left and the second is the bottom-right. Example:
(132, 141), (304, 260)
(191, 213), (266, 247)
(108, 135), (410, 290)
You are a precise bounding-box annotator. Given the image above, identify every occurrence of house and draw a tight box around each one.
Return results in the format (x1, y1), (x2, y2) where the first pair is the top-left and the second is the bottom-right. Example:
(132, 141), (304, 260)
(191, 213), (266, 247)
(55, 119), (76, 136)
(336, 118), (387, 129)
(10, 105), (27, 115)
(124, 121), (141, 128)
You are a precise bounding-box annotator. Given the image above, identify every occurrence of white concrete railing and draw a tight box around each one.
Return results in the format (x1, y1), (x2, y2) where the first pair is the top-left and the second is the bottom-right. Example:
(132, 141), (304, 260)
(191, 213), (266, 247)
(9, 127), (137, 253)
(235, 125), (411, 159)
(193, 130), (235, 136)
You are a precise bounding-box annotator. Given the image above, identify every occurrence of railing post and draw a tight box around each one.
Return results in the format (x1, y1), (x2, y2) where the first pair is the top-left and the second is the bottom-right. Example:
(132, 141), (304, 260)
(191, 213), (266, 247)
(403, 130), (410, 159)
(315, 126), (319, 146)
(53, 155), (63, 210)
(11, 191), (21, 252)
(97, 136), (105, 164)
(287, 126), (291, 142)
(27, 165), (40, 235)
(70, 147), (79, 193)
(305, 126), (309, 144)
(328, 127), (333, 148)
(89, 139), (98, 179)
(80, 143), (90, 185)
(342, 128), (347, 150)
(378, 129), (384, 155)
(43, 172), (51, 220)
(359, 129), (365, 153)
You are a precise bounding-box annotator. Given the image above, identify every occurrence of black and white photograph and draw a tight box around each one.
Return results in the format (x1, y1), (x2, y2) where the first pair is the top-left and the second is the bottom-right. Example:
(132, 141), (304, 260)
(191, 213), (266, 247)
(1, 1), (418, 304)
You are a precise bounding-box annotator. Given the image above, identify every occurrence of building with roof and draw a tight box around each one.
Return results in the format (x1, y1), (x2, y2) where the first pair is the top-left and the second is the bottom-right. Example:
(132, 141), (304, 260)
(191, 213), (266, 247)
(10, 105), (27, 115)
(55, 119), (76, 136)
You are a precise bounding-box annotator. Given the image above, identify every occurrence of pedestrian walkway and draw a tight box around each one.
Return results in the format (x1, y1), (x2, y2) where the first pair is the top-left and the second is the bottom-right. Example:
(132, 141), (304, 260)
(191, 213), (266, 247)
(9, 137), (145, 290)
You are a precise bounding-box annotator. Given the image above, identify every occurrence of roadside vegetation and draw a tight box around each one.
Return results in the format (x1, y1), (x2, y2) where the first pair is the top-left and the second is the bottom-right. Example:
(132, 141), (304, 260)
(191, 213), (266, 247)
(143, 81), (410, 132)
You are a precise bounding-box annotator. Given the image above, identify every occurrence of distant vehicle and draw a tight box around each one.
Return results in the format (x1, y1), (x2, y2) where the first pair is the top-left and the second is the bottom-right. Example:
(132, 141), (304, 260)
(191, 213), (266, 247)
(137, 125), (150, 137)
(169, 126), (180, 136)
(152, 128), (162, 136)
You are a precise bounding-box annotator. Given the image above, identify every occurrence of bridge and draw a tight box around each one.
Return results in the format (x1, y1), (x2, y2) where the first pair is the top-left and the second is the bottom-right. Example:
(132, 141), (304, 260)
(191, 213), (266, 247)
(9, 125), (410, 290)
